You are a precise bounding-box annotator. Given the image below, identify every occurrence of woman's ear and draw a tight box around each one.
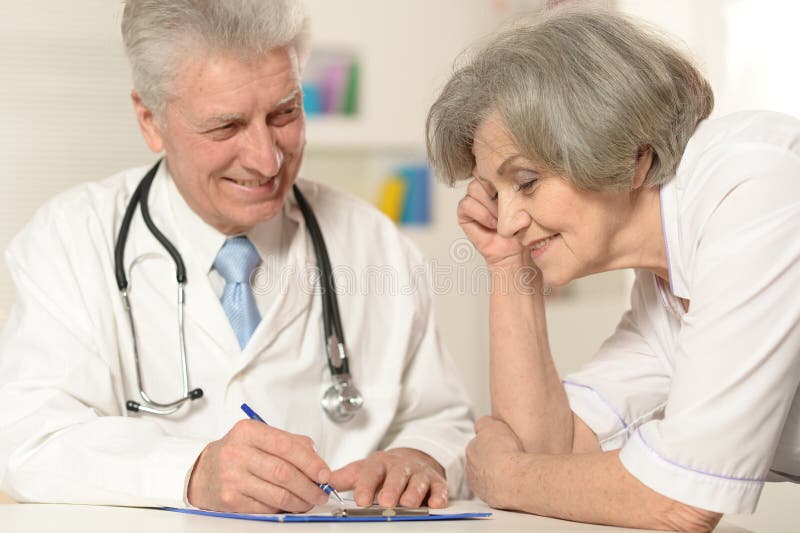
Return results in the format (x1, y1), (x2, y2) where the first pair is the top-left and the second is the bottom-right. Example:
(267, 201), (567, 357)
(632, 146), (653, 190)
(131, 90), (165, 153)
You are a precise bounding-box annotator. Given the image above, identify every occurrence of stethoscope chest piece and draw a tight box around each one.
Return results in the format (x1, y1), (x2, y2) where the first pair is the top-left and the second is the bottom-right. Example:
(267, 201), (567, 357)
(322, 375), (364, 423)
(320, 334), (364, 422)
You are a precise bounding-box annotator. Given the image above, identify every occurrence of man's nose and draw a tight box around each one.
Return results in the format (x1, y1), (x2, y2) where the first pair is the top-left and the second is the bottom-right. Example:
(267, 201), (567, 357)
(240, 122), (283, 177)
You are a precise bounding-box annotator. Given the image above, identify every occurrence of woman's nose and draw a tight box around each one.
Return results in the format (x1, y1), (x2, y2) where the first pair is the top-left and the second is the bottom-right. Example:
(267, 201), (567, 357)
(496, 197), (530, 239)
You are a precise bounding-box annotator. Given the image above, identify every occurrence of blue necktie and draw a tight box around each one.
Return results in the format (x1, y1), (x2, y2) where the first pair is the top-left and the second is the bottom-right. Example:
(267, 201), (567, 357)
(214, 236), (262, 349)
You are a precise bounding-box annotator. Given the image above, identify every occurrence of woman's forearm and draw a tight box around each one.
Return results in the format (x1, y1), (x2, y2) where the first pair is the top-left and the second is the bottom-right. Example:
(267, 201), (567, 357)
(488, 257), (574, 454)
(492, 451), (722, 533)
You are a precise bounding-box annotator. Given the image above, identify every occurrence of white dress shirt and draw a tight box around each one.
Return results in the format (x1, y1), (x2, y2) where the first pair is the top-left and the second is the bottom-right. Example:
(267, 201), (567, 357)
(0, 163), (474, 506)
(166, 170), (285, 320)
(565, 110), (800, 514)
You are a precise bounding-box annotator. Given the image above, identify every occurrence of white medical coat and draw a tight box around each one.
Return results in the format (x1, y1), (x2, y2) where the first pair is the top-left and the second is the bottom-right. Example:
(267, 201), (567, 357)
(0, 164), (474, 506)
(565, 111), (800, 514)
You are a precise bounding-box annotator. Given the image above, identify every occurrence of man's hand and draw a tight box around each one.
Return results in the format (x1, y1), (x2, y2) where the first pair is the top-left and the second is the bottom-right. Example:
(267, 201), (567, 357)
(187, 420), (332, 513)
(466, 416), (525, 507)
(330, 448), (448, 508)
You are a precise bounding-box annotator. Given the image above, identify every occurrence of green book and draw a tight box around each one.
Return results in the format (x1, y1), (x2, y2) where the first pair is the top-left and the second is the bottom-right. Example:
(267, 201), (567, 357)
(343, 61), (359, 115)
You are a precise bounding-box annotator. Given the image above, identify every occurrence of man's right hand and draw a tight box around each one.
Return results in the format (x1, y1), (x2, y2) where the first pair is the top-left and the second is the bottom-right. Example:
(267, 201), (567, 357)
(187, 420), (332, 513)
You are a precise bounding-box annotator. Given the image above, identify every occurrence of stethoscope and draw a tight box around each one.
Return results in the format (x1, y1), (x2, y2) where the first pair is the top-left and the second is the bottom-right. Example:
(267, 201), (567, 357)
(114, 159), (364, 422)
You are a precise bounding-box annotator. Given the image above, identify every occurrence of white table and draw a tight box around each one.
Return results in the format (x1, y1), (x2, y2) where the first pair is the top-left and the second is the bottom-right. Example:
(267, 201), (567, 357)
(0, 501), (753, 532)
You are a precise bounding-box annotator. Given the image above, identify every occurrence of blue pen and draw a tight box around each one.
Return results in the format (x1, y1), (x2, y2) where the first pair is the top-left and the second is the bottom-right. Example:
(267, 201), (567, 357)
(240, 403), (344, 504)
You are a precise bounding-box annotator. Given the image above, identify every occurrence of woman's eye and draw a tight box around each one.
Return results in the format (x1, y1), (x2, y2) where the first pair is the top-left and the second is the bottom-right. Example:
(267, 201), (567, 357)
(516, 179), (537, 192)
(513, 171), (539, 193)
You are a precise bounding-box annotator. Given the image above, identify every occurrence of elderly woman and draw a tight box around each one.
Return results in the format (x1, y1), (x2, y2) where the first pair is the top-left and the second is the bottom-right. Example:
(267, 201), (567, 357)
(427, 5), (800, 532)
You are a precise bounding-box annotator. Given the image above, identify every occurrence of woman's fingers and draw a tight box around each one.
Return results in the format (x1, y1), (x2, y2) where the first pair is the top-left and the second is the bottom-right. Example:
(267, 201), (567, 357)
(467, 178), (499, 217)
(458, 194), (497, 230)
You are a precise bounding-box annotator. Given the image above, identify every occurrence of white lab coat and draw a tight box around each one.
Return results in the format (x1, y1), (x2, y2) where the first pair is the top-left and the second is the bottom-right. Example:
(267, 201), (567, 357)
(565, 111), (800, 514)
(0, 164), (474, 506)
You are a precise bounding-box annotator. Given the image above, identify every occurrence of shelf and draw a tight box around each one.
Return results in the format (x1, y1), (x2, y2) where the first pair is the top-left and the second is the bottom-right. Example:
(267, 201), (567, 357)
(305, 116), (425, 153)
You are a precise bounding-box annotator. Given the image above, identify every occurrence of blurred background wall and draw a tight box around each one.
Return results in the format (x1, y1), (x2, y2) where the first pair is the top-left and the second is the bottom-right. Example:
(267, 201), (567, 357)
(0, 0), (797, 527)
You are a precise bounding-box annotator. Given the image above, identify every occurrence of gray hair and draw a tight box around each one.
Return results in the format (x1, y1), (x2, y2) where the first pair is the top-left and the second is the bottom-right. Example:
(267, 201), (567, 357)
(426, 4), (714, 191)
(122, 0), (311, 117)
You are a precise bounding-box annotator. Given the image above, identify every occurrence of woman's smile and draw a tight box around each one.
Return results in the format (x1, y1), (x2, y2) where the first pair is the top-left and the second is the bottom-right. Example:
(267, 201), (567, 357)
(528, 233), (561, 259)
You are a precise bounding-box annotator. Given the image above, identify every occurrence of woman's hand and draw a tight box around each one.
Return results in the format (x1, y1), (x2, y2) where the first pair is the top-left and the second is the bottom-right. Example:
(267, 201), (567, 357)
(466, 416), (525, 508)
(457, 178), (525, 267)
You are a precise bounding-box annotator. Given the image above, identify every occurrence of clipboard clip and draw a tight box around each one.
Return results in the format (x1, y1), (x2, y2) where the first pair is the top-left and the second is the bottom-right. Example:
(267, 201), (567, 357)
(332, 505), (429, 518)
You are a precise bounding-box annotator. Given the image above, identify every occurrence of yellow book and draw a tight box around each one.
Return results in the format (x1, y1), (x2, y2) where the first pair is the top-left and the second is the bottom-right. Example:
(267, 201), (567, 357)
(377, 176), (407, 222)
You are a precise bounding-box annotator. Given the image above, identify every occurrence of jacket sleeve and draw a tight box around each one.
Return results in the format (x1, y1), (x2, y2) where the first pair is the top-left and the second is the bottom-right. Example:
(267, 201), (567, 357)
(0, 196), (208, 507)
(618, 147), (800, 514)
(563, 270), (672, 451)
(376, 235), (475, 499)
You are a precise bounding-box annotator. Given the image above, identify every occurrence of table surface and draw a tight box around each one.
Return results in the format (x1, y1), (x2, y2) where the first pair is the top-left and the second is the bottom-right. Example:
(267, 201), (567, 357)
(0, 500), (753, 533)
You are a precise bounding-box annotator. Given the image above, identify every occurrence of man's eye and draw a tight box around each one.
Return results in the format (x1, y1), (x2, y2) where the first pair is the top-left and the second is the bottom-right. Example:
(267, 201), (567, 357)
(270, 107), (301, 125)
(207, 123), (236, 134)
(277, 107), (300, 118)
(206, 124), (238, 140)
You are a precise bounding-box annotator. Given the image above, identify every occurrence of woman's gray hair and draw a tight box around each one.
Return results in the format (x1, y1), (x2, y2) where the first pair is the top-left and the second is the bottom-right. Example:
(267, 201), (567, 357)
(426, 4), (713, 191)
(122, 0), (311, 118)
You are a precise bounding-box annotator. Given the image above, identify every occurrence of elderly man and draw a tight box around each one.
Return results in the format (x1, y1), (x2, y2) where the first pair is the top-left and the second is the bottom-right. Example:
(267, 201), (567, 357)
(0, 0), (473, 513)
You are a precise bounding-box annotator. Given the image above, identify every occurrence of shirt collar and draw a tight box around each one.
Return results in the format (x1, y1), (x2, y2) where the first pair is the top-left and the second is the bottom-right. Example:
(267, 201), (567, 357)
(164, 167), (285, 273)
(659, 179), (689, 299)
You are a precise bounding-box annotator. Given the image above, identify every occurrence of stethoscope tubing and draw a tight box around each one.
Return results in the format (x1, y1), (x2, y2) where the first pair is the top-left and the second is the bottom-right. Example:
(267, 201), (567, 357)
(115, 160), (186, 291)
(291, 182), (350, 377)
(114, 159), (359, 419)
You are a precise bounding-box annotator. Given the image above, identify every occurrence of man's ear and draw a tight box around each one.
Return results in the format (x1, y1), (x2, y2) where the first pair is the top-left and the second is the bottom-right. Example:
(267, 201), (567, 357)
(632, 145), (653, 190)
(131, 90), (165, 153)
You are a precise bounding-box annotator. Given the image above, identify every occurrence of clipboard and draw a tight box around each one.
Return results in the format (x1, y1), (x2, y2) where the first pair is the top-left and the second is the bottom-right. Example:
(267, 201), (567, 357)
(163, 503), (492, 523)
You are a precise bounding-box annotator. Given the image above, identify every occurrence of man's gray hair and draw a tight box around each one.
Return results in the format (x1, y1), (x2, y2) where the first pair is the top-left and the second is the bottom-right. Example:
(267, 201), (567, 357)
(122, 0), (311, 117)
(426, 5), (713, 191)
